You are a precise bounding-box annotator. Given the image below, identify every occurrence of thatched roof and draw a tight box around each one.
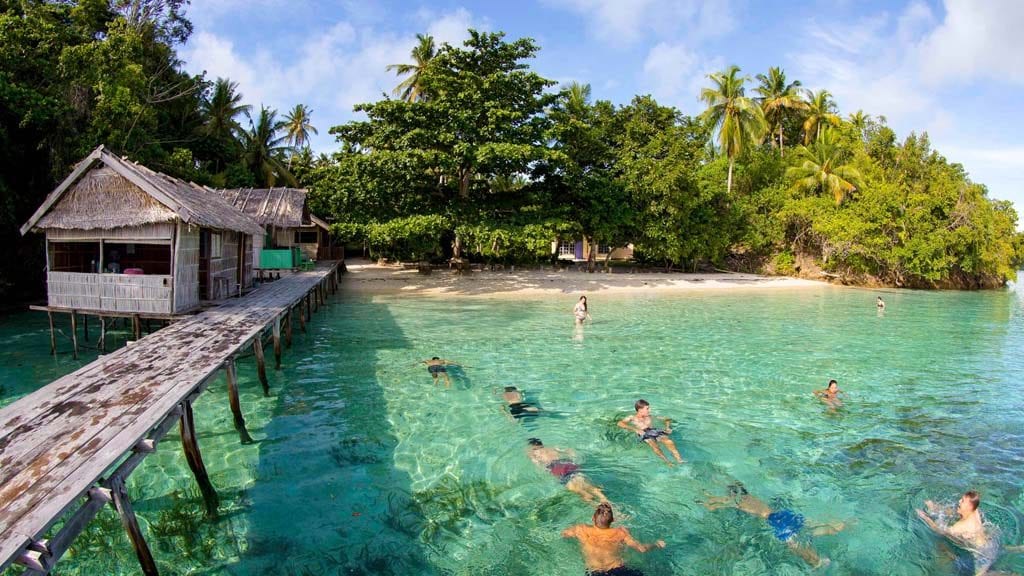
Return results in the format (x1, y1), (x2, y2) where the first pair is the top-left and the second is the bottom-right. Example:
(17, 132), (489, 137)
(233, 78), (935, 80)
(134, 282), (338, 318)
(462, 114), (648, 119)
(21, 146), (264, 236)
(216, 187), (327, 229)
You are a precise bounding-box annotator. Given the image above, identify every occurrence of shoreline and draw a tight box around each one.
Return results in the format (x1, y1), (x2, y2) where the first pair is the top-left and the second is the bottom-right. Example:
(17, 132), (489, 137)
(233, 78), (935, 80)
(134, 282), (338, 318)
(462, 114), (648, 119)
(338, 259), (833, 298)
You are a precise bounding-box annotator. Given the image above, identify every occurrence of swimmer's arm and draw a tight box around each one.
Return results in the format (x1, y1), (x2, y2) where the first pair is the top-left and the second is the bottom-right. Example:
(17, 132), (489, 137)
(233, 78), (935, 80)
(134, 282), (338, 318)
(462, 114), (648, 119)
(561, 526), (580, 539)
(621, 528), (665, 553)
(661, 417), (672, 433)
(617, 417), (636, 431)
(916, 509), (948, 536)
(1005, 545), (1024, 553)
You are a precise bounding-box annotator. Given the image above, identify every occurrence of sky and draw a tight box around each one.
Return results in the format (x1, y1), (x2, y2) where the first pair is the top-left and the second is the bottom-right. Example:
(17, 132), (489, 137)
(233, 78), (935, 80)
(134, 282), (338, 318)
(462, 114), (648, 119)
(180, 0), (1024, 217)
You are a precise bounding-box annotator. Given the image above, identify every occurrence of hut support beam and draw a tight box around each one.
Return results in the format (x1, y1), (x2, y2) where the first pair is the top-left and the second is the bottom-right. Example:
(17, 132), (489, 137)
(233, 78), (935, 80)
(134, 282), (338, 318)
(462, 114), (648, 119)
(47, 311), (56, 356)
(284, 308), (293, 348)
(70, 311), (78, 360)
(132, 315), (141, 341)
(305, 293), (311, 323)
(253, 336), (269, 396)
(179, 399), (219, 517)
(272, 317), (282, 369)
(225, 360), (253, 444)
(99, 317), (107, 353)
(109, 476), (159, 576)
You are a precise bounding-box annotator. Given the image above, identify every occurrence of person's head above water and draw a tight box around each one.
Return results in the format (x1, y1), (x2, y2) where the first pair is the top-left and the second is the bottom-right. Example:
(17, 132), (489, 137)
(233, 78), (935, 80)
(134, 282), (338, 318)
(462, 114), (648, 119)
(959, 491), (981, 516)
(527, 438), (543, 447)
(578, 295), (587, 308)
(634, 399), (650, 414)
(827, 380), (838, 391)
(505, 386), (518, 392)
(431, 356), (440, 360)
(727, 481), (749, 497)
(593, 502), (614, 528)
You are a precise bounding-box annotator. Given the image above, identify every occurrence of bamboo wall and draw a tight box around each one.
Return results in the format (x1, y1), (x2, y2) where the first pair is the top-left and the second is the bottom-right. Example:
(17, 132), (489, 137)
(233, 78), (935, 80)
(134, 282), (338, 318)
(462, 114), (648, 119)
(209, 231), (240, 298)
(273, 227), (319, 260)
(174, 223), (199, 313)
(47, 272), (172, 314)
(47, 223), (175, 242)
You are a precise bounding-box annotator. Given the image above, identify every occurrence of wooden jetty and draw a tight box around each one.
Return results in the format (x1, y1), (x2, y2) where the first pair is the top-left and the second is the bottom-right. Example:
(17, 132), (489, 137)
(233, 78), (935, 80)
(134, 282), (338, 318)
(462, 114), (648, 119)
(0, 262), (341, 575)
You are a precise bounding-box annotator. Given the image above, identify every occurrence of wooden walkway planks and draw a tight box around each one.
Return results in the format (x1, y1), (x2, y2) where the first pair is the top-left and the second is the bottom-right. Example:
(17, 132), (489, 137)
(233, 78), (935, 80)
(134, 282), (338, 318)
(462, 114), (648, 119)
(0, 264), (338, 573)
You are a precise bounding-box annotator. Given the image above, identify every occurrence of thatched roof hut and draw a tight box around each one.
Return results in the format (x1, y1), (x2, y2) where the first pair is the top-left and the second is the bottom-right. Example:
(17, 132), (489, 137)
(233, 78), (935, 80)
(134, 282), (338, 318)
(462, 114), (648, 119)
(215, 187), (334, 266)
(21, 146), (265, 315)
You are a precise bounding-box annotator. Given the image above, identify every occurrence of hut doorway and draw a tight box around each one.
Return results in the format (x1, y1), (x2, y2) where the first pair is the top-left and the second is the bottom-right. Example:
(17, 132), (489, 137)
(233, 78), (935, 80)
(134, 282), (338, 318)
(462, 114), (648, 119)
(198, 230), (210, 298)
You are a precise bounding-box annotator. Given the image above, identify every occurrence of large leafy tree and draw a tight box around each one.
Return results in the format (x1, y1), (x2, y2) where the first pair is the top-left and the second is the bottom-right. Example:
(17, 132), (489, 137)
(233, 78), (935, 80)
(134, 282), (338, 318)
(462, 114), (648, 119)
(755, 67), (807, 156)
(802, 89), (841, 144)
(700, 65), (767, 194)
(239, 106), (297, 187)
(386, 33), (436, 103)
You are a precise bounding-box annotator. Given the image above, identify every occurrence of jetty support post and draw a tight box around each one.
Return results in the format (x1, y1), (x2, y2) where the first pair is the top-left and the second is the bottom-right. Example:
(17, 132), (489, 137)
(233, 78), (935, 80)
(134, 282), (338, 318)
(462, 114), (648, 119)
(109, 475), (159, 576)
(99, 317), (107, 352)
(301, 298), (309, 331)
(83, 315), (89, 342)
(252, 334), (269, 396)
(272, 316), (282, 369)
(132, 314), (141, 341)
(305, 292), (312, 322)
(179, 398), (220, 517)
(70, 311), (78, 360)
(284, 308), (293, 348)
(47, 311), (56, 356)
(225, 360), (254, 443)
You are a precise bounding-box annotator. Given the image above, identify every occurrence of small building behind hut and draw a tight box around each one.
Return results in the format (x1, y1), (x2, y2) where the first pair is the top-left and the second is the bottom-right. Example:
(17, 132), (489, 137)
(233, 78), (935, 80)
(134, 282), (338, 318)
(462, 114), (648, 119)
(20, 146), (265, 315)
(215, 187), (336, 269)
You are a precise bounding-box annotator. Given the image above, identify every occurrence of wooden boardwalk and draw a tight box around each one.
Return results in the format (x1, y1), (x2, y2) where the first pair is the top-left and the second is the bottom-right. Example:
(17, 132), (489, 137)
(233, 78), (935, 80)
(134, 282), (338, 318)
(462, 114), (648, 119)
(0, 263), (340, 575)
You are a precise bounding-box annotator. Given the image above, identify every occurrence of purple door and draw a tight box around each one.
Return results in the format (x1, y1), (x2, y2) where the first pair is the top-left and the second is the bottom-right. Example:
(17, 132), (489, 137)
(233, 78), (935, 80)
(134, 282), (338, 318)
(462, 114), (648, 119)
(574, 241), (584, 260)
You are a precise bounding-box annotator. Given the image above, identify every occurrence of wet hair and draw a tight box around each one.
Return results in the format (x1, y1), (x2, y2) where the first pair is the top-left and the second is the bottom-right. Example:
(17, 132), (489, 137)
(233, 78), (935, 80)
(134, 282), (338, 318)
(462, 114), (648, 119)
(964, 491), (981, 511)
(527, 438), (543, 447)
(593, 503), (614, 528)
(634, 399), (650, 412)
(504, 386), (518, 392)
(727, 481), (749, 497)
(578, 295), (587, 310)
(828, 379), (838, 387)
(431, 356), (440, 360)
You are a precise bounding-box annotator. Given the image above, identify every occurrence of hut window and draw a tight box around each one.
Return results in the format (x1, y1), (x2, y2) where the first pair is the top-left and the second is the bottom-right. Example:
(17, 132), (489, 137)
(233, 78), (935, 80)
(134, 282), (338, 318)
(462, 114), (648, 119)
(49, 241), (101, 273)
(210, 233), (222, 259)
(294, 230), (318, 244)
(104, 242), (172, 275)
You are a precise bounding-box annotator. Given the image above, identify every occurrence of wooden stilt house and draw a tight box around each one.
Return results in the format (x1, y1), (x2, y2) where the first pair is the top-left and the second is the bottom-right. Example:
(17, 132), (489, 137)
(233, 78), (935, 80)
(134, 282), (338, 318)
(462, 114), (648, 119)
(20, 146), (265, 316)
(215, 187), (336, 269)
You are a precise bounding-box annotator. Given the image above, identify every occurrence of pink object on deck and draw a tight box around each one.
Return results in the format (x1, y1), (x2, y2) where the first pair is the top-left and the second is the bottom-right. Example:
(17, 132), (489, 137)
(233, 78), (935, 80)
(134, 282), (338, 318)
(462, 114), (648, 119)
(123, 268), (145, 275)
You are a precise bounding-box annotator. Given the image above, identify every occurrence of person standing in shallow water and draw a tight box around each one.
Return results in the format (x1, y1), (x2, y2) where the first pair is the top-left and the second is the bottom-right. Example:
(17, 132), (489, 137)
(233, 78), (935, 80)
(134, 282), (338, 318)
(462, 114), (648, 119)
(420, 357), (458, 388)
(877, 296), (886, 310)
(562, 502), (665, 576)
(574, 295), (592, 325)
(618, 399), (684, 466)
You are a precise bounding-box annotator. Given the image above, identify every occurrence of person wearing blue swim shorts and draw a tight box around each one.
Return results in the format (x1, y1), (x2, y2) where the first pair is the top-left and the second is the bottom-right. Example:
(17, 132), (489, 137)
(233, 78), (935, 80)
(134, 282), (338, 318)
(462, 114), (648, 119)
(617, 399), (684, 466)
(702, 481), (846, 569)
(419, 356), (459, 388)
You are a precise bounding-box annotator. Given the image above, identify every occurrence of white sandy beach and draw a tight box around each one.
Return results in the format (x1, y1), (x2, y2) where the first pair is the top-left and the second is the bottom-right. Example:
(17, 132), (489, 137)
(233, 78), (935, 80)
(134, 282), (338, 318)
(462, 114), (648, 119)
(338, 259), (831, 298)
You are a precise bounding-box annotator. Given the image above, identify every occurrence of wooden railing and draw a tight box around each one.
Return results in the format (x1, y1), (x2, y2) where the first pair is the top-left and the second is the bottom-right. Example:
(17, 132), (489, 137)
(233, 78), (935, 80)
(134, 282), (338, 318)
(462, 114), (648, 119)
(47, 272), (173, 314)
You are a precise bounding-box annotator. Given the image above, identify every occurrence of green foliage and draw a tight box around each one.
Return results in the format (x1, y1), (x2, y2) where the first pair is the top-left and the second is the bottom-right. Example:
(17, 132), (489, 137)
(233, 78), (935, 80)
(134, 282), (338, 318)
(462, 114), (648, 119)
(365, 215), (449, 262)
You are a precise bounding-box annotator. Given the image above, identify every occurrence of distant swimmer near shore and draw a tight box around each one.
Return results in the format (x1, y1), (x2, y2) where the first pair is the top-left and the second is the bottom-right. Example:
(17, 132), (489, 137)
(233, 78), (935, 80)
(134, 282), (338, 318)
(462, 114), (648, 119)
(877, 296), (886, 309)
(562, 502), (665, 576)
(702, 481), (845, 569)
(527, 438), (608, 505)
(618, 399), (684, 466)
(574, 295), (592, 325)
(813, 379), (844, 409)
(419, 357), (459, 388)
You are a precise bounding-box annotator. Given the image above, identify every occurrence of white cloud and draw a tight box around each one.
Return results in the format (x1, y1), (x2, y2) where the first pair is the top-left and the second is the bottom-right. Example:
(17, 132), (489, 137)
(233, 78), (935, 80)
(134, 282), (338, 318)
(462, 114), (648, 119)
(180, 9), (487, 151)
(643, 42), (697, 99)
(914, 0), (1024, 85)
(544, 0), (734, 44)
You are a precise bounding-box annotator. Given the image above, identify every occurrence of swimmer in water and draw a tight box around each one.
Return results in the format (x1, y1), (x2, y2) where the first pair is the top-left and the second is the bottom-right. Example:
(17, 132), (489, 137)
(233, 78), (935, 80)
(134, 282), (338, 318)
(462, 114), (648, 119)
(527, 438), (608, 505)
(812, 379), (844, 409)
(877, 296), (886, 309)
(420, 357), (459, 388)
(916, 491), (1010, 575)
(562, 502), (665, 576)
(574, 295), (592, 326)
(501, 386), (541, 420)
(702, 481), (846, 569)
(618, 399), (684, 466)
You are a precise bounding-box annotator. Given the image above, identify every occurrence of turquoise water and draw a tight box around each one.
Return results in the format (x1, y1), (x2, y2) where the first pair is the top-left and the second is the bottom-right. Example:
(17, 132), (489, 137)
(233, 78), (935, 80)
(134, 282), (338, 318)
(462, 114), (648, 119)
(2, 283), (1024, 575)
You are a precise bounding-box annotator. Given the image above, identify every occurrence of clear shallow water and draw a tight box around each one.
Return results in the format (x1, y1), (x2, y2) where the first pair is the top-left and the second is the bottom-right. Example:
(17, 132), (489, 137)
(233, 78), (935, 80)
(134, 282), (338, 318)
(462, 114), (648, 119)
(2, 283), (1024, 575)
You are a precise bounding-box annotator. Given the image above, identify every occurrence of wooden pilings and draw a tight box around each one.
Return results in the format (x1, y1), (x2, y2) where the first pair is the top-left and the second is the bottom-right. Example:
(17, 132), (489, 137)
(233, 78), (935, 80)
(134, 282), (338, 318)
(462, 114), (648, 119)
(179, 400), (219, 517)
(47, 312), (56, 356)
(69, 312), (78, 360)
(109, 475), (159, 576)
(272, 317), (282, 369)
(132, 315), (141, 341)
(99, 318), (107, 353)
(224, 360), (253, 444)
(252, 337), (269, 396)
(284, 308), (293, 348)
(299, 301), (307, 333)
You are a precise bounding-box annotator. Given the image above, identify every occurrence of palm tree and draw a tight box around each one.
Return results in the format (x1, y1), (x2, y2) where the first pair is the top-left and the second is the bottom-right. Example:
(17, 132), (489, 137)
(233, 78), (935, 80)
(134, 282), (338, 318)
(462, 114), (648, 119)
(786, 129), (863, 204)
(239, 106), (297, 187)
(564, 81), (592, 113)
(848, 110), (871, 141)
(201, 78), (250, 141)
(700, 65), (767, 194)
(281, 104), (318, 150)
(754, 67), (807, 157)
(386, 33), (435, 102)
(802, 89), (841, 144)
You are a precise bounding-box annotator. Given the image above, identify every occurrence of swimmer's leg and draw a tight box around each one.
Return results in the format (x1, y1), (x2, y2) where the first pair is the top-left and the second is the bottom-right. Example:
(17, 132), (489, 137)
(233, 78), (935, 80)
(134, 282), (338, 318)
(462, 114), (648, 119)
(787, 540), (827, 569)
(644, 439), (674, 466)
(809, 520), (846, 536)
(565, 476), (596, 504)
(658, 436), (684, 463)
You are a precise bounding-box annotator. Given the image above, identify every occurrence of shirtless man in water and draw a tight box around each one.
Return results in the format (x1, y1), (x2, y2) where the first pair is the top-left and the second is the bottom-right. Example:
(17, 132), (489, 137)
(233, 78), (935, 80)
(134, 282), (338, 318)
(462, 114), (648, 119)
(527, 438), (608, 504)
(703, 481), (845, 569)
(618, 399), (684, 466)
(916, 491), (1010, 575)
(562, 503), (665, 576)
